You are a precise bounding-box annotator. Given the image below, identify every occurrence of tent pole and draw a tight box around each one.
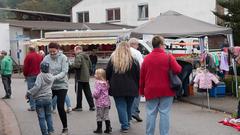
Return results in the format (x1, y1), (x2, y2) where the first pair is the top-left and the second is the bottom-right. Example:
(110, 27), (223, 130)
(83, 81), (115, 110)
(227, 34), (238, 98)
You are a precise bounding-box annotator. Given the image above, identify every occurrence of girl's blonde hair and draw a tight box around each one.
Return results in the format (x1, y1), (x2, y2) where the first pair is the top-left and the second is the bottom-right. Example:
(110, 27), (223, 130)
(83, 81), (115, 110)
(111, 41), (133, 73)
(95, 68), (107, 81)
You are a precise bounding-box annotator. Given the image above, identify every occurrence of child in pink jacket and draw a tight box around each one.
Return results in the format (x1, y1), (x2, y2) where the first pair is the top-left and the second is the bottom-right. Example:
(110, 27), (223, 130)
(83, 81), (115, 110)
(93, 68), (112, 134)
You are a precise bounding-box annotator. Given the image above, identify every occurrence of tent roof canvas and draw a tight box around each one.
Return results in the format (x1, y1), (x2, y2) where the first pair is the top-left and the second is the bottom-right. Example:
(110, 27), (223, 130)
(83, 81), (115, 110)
(131, 11), (232, 38)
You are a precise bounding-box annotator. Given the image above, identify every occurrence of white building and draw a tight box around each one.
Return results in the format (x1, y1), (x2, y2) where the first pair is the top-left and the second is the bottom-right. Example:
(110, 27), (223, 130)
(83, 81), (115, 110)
(72, 0), (218, 26)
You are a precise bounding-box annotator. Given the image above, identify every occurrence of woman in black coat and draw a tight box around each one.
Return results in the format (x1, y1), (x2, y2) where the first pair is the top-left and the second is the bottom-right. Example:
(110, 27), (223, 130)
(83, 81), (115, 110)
(106, 41), (140, 133)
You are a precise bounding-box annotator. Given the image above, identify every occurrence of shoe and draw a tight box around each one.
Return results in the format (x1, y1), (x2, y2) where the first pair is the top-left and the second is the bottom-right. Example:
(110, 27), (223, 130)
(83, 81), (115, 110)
(2, 95), (10, 99)
(27, 108), (36, 111)
(120, 128), (128, 133)
(93, 121), (102, 134)
(52, 109), (57, 114)
(132, 115), (143, 122)
(61, 128), (68, 135)
(72, 107), (83, 111)
(66, 107), (72, 113)
(89, 107), (95, 111)
(48, 131), (54, 135)
(104, 120), (112, 134)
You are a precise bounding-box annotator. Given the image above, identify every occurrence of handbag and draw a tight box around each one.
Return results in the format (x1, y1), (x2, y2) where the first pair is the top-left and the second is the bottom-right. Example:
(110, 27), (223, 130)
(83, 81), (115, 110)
(168, 54), (182, 92)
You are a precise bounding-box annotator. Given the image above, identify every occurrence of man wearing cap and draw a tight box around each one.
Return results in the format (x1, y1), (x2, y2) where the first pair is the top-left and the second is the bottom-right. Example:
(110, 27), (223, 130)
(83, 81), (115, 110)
(1, 50), (13, 99)
(23, 45), (43, 111)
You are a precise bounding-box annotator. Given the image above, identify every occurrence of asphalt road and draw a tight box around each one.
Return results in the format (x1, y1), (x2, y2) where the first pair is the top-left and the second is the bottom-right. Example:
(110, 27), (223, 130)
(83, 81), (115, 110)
(0, 78), (239, 135)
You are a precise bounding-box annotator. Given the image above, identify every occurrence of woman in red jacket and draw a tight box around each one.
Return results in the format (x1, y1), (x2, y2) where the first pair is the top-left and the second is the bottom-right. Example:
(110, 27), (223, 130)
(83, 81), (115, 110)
(139, 36), (182, 135)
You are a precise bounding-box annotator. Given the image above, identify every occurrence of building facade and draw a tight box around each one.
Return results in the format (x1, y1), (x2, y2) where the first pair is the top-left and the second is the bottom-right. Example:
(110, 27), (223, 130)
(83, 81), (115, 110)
(72, 0), (217, 26)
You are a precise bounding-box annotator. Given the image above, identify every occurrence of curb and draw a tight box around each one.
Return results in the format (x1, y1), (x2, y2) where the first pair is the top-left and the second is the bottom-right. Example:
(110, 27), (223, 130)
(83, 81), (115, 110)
(180, 98), (233, 114)
(0, 99), (21, 135)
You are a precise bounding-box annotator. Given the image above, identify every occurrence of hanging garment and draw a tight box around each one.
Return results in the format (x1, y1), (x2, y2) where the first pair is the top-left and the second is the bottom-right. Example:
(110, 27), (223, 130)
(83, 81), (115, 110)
(211, 53), (219, 66)
(194, 72), (219, 89)
(220, 52), (229, 71)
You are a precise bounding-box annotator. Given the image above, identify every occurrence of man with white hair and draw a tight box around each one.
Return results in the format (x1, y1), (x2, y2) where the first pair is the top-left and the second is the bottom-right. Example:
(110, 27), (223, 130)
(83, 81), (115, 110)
(72, 46), (95, 111)
(128, 38), (143, 122)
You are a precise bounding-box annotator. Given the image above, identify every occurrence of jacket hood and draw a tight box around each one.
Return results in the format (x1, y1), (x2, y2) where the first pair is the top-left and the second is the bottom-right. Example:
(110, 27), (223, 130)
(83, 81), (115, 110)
(80, 52), (89, 59)
(41, 73), (54, 83)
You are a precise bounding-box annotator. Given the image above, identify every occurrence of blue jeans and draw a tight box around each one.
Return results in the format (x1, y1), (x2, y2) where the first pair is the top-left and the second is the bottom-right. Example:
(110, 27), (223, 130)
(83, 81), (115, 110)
(35, 99), (54, 135)
(114, 96), (134, 130)
(26, 76), (37, 109)
(132, 96), (141, 116)
(146, 97), (173, 135)
(52, 94), (71, 110)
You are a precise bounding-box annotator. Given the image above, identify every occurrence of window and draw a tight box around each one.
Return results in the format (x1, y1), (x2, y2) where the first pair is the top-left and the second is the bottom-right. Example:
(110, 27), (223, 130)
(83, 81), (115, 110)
(138, 4), (148, 20)
(77, 11), (89, 23)
(106, 8), (121, 22)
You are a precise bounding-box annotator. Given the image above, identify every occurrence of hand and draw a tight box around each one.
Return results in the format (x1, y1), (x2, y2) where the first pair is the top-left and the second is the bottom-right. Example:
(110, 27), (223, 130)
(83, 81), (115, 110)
(25, 95), (28, 100)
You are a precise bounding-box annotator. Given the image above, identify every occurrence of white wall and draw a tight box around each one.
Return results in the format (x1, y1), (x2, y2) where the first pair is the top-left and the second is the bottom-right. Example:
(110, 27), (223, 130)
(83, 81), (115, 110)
(0, 23), (10, 54)
(72, 0), (216, 26)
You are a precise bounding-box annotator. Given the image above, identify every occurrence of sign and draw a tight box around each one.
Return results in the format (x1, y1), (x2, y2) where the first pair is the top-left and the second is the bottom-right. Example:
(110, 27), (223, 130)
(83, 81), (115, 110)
(16, 35), (30, 41)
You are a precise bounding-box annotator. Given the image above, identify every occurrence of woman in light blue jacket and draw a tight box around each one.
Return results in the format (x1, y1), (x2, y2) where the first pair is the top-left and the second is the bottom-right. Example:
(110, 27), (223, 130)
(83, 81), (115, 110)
(42, 42), (69, 135)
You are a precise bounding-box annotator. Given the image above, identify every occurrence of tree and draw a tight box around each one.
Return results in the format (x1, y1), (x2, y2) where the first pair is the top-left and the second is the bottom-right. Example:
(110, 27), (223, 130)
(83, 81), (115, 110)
(213, 0), (240, 45)
(16, 0), (82, 14)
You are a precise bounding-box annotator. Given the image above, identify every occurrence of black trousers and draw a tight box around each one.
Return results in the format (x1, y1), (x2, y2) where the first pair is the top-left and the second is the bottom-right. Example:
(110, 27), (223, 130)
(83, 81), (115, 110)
(75, 81), (95, 108)
(2, 75), (12, 97)
(52, 89), (68, 128)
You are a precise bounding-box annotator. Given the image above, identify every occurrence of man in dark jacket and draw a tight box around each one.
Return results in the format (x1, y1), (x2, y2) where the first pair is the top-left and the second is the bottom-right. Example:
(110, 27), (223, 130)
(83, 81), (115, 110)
(72, 46), (95, 111)
(23, 45), (43, 111)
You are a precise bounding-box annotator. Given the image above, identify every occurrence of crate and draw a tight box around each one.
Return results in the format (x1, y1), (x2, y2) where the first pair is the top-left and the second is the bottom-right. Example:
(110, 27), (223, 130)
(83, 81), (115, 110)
(209, 84), (226, 97)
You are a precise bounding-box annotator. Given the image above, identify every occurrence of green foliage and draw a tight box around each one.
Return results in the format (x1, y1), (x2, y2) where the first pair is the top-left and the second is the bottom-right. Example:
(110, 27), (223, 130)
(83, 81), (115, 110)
(213, 0), (240, 45)
(0, 0), (82, 14)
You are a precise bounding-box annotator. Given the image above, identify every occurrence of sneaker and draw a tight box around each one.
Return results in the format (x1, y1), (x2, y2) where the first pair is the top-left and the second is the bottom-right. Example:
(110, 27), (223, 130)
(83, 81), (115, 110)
(52, 109), (57, 114)
(61, 128), (68, 135)
(132, 115), (143, 122)
(120, 128), (128, 133)
(89, 107), (95, 111)
(48, 131), (54, 135)
(27, 108), (36, 111)
(66, 107), (72, 113)
(72, 107), (83, 111)
(2, 95), (10, 99)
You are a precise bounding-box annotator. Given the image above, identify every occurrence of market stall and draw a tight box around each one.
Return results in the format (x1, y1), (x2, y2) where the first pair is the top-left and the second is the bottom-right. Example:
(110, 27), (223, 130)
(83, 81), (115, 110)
(131, 11), (237, 107)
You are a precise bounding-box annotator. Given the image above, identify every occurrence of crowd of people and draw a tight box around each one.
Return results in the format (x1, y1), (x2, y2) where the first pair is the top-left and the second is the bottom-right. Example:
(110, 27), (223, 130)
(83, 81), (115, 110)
(1, 36), (238, 135)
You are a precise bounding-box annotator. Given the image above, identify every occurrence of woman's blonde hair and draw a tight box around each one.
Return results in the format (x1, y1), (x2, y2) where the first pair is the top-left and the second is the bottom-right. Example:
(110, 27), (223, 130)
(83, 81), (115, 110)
(111, 41), (133, 73)
(95, 68), (106, 81)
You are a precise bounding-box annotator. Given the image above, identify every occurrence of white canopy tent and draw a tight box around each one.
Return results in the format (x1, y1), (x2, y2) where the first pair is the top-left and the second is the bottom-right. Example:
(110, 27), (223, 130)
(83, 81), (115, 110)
(131, 11), (238, 100)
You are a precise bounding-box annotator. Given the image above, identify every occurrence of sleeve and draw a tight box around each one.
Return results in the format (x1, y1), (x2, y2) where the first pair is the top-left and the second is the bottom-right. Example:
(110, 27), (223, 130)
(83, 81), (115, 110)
(28, 75), (42, 97)
(87, 55), (92, 70)
(134, 60), (140, 87)
(106, 60), (113, 81)
(54, 56), (69, 80)
(170, 54), (182, 74)
(139, 60), (146, 96)
(211, 74), (220, 84)
(1, 59), (5, 74)
(193, 74), (200, 84)
(73, 55), (82, 69)
(23, 56), (30, 76)
(93, 81), (101, 99)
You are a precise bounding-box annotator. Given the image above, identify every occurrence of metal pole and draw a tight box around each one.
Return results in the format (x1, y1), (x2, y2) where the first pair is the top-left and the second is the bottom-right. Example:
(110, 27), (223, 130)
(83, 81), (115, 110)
(204, 36), (210, 110)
